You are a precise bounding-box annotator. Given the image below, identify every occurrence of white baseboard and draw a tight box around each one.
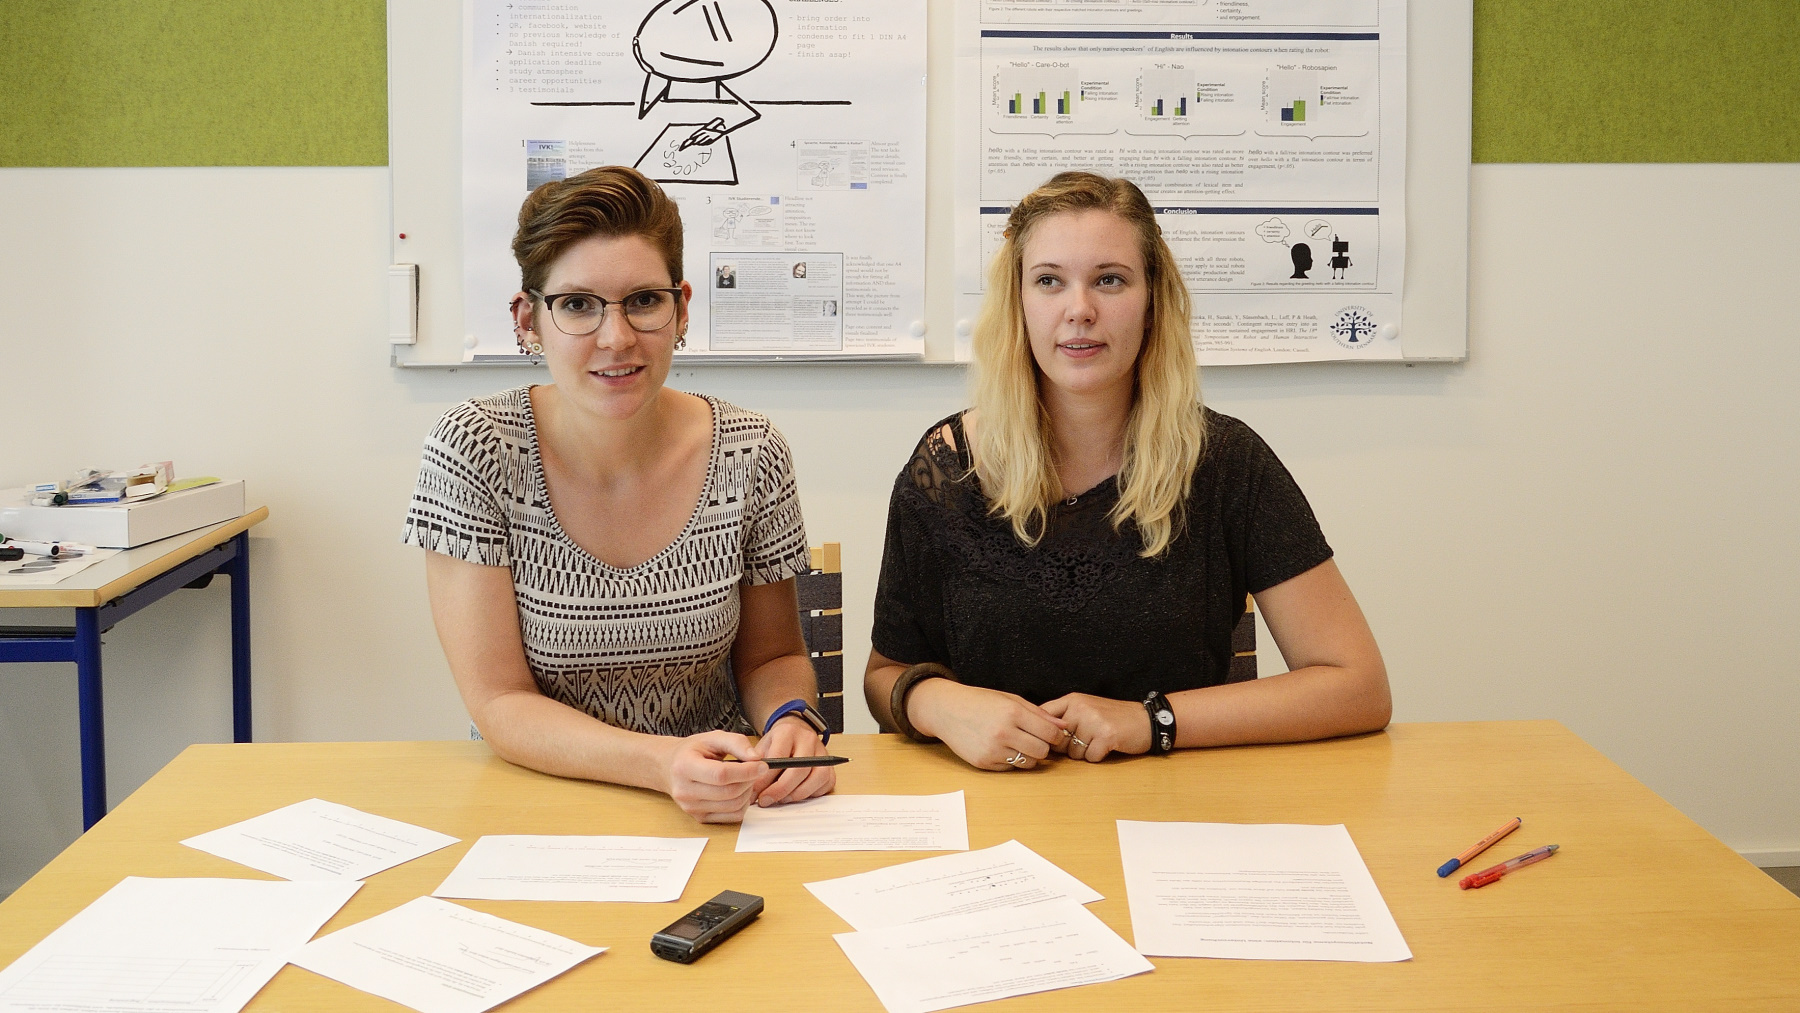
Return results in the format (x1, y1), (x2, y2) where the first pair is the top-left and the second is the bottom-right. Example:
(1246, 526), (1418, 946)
(1739, 849), (1800, 869)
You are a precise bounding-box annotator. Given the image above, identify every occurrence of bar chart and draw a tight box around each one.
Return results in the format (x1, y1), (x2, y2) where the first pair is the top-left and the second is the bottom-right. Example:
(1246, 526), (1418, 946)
(1006, 89), (1073, 115)
(1139, 66), (1195, 120)
(1267, 70), (1321, 126)
(997, 66), (1081, 119)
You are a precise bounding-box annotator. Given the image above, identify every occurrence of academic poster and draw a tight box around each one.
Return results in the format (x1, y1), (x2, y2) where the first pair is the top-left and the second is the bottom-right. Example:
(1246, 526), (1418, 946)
(956, 0), (1408, 363)
(464, 0), (928, 360)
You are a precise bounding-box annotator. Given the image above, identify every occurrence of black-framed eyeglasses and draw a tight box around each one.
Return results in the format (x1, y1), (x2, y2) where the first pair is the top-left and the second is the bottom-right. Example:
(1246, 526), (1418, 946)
(528, 287), (682, 335)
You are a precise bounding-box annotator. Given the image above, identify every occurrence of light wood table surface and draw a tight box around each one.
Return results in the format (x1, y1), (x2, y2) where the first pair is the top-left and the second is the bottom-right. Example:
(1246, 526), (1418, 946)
(3, 722), (1797, 1011)
(0, 508), (268, 608)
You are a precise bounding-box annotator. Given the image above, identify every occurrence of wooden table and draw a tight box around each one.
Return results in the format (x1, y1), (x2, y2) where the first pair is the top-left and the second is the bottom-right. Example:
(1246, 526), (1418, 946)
(0, 509), (268, 827)
(3, 722), (1797, 1011)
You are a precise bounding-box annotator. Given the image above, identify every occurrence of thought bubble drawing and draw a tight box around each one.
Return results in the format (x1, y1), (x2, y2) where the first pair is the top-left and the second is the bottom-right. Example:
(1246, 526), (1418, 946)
(1255, 217), (1291, 245)
(1304, 218), (1332, 240)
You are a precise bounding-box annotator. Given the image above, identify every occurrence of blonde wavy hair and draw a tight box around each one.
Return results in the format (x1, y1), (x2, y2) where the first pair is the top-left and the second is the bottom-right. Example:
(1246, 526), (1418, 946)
(970, 171), (1205, 558)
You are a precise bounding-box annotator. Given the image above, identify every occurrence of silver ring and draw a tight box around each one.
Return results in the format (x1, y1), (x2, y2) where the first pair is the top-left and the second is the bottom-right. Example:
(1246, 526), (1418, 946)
(1070, 736), (1088, 749)
(1005, 752), (1028, 767)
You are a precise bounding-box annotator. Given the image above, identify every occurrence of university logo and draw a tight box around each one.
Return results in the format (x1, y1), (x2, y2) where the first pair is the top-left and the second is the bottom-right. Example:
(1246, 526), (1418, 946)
(1329, 306), (1377, 350)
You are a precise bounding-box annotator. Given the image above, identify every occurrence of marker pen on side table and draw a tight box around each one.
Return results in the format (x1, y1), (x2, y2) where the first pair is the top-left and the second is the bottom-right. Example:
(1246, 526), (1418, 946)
(0, 538), (93, 557)
(1437, 817), (1522, 877)
(1460, 844), (1559, 889)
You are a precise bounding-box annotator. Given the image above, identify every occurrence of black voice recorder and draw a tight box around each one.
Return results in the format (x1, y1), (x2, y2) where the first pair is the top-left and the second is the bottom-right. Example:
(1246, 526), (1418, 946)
(651, 890), (764, 963)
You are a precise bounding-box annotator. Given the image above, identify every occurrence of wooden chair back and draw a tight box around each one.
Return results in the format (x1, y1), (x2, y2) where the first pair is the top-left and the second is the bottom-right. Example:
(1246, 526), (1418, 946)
(796, 543), (845, 733)
(1228, 593), (1258, 683)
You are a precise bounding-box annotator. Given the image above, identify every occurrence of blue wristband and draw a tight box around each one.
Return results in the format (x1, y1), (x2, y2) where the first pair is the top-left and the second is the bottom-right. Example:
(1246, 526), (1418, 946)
(763, 699), (830, 744)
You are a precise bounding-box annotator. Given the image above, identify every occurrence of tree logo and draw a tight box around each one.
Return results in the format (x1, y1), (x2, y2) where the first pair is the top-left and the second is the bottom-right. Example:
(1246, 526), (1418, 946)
(1329, 306), (1377, 349)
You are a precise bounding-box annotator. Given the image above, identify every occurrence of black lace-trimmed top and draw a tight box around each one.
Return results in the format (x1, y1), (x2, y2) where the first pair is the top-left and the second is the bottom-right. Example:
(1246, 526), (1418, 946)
(871, 408), (1333, 704)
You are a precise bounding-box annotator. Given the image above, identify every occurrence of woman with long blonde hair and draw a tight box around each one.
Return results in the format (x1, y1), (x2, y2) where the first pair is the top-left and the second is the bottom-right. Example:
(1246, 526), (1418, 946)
(865, 171), (1390, 770)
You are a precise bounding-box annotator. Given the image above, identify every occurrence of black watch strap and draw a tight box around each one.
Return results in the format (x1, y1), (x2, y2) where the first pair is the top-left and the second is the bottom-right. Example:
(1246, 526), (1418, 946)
(1144, 691), (1177, 755)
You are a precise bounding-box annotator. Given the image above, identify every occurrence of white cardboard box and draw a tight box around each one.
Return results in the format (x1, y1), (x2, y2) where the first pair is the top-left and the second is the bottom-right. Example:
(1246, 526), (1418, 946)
(0, 481), (246, 548)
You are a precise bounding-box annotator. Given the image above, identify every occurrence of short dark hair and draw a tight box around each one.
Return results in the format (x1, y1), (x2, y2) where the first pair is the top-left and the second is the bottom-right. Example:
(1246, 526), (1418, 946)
(512, 166), (684, 294)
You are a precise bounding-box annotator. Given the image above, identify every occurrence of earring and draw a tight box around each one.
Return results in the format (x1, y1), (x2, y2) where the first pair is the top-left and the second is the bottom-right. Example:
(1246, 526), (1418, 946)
(675, 327), (687, 352)
(511, 295), (541, 355)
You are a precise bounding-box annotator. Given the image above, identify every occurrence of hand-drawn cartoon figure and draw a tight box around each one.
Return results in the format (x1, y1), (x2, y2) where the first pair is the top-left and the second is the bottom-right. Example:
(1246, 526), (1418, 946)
(713, 202), (774, 241)
(1329, 236), (1353, 279)
(633, 0), (780, 186)
(715, 206), (744, 239)
(1290, 242), (1313, 279)
(799, 156), (840, 188)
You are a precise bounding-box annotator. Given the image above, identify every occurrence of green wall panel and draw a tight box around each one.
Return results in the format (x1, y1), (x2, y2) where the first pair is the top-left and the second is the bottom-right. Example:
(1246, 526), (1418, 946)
(0, 1), (386, 167)
(2, 2), (1794, 167)
(1474, 0), (1800, 163)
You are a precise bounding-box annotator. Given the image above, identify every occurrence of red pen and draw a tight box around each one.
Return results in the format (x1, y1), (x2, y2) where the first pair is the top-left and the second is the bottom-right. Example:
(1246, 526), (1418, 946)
(1460, 844), (1559, 889)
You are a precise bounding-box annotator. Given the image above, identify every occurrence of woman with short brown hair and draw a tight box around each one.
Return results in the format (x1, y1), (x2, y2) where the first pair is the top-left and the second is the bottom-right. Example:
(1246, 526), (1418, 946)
(405, 166), (835, 821)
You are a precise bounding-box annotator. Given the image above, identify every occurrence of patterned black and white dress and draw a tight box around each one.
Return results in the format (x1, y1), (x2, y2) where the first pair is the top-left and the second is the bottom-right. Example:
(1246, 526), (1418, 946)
(403, 386), (810, 736)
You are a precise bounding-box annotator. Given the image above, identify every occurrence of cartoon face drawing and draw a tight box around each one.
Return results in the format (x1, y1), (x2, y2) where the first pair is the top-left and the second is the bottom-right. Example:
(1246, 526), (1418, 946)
(635, 0), (779, 84)
(631, 0), (781, 184)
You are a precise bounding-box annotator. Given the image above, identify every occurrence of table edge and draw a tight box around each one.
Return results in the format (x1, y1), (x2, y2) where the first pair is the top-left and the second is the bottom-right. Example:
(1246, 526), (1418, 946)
(0, 506), (271, 608)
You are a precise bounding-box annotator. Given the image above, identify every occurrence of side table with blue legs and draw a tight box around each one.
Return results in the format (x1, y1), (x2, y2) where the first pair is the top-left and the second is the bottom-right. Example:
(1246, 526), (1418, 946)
(0, 508), (269, 828)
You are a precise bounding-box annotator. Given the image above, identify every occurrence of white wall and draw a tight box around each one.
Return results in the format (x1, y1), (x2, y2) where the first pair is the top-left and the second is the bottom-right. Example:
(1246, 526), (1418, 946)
(2, 161), (1796, 895)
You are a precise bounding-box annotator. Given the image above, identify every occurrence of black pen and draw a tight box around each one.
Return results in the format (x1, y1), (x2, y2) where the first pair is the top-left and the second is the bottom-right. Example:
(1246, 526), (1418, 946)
(727, 755), (850, 768)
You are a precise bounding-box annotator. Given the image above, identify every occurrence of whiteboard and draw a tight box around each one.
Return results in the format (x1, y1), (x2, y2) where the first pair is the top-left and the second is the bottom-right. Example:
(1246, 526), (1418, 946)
(387, 0), (1468, 366)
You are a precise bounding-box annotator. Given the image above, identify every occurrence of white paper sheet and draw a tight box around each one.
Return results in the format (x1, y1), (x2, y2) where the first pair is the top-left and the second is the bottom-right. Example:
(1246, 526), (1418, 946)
(806, 839), (1101, 931)
(0, 876), (359, 1013)
(954, 0), (1408, 363)
(289, 897), (604, 1013)
(1116, 820), (1411, 962)
(834, 898), (1153, 1013)
(0, 548), (117, 587)
(736, 792), (968, 852)
(433, 835), (707, 903)
(181, 799), (459, 882)
(463, 0), (929, 360)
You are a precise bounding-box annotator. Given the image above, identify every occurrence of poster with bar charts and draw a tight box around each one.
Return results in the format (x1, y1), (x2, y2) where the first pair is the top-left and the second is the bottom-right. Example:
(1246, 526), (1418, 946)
(465, 0), (927, 360)
(956, 0), (1407, 363)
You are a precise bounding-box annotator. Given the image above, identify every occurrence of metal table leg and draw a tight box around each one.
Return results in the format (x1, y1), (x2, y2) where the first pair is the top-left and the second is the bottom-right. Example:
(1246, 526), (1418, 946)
(74, 607), (105, 829)
(227, 531), (252, 743)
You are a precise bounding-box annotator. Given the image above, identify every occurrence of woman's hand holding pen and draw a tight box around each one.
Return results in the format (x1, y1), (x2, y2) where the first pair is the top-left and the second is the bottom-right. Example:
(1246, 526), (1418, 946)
(664, 731), (767, 824)
(752, 717), (836, 808)
(909, 680), (1067, 771)
(1042, 693), (1151, 762)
